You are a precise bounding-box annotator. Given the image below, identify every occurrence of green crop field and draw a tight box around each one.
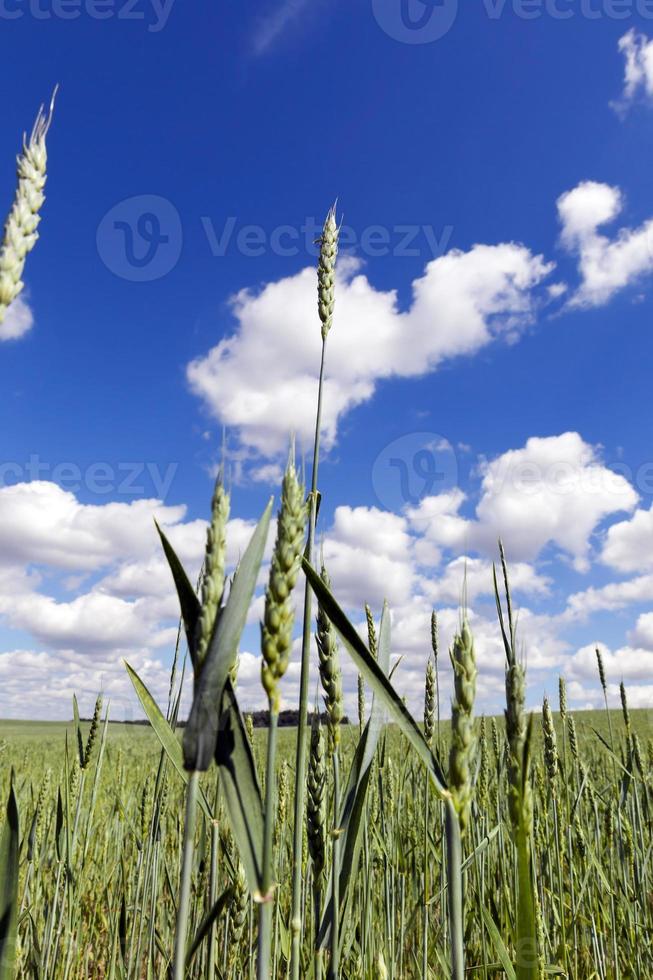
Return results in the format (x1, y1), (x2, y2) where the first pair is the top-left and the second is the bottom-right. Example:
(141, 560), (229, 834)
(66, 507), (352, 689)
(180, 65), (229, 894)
(1, 701), (652, 979)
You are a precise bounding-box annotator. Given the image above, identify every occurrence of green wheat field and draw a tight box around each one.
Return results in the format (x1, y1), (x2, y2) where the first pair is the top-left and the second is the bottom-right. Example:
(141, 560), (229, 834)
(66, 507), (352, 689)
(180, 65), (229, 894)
(1, 701), (652, 979)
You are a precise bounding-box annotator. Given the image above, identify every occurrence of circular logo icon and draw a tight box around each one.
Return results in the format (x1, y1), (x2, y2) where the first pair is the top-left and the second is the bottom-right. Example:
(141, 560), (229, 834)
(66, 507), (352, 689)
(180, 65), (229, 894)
(372, 432), (458, 512)
(97, 194), (182, 282)
(372, 0), (458, 44)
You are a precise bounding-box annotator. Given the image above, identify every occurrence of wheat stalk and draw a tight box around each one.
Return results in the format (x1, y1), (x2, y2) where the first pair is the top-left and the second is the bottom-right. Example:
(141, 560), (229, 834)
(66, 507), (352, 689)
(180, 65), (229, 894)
(290, 204), (340, 980)
(259, 454), (307, 978)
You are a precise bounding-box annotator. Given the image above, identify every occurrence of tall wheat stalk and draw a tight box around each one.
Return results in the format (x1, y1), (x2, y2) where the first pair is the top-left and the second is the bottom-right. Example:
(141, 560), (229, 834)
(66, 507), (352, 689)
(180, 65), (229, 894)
(289, 204), (339, 980)
(494, 543), (537, 980)
(258, 454), (307, 978)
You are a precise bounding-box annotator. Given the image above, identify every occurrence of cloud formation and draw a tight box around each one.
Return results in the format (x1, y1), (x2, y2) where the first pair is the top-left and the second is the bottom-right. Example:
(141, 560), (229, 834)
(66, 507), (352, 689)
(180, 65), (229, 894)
(188, 246), (553, 459)
(408, 433), (637, 571)
(557, 181), (653, 307)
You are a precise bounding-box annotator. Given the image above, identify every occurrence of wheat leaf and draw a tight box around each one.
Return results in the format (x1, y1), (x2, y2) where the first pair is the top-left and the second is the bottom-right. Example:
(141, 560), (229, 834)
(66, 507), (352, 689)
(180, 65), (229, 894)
(184, 499), (273, 772)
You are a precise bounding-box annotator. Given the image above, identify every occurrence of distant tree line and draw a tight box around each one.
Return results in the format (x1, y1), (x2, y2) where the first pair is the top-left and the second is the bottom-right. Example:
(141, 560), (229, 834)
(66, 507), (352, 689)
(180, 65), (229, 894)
(79, 710), (349, 729)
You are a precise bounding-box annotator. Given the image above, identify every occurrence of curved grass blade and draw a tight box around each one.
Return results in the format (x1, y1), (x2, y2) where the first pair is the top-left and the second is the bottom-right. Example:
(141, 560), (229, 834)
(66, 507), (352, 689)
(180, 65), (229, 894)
(185, 886), (232, 969)
(155, 520), (201, 673)
(0, 782), (19, 980)
(318, 601), (393, 947)
(302, 557), (448, 797)
(214, 679), (265, 894)
(124, 661), (212, 820)
(481, 905), (517, 980)
(184, 499), (273, 772)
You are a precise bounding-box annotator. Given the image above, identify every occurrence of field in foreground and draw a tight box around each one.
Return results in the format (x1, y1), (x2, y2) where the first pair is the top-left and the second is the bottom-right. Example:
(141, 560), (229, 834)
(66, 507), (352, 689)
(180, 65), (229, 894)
(0, 705), (651, 978)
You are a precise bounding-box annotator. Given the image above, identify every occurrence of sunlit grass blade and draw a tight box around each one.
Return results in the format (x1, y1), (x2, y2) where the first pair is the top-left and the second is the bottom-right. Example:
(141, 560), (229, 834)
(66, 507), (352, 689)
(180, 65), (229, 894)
(155, 520), (201, 672)
(214, 679), (265, 896)
(124, 661), (212, 820)
(0, 781), (19, 980)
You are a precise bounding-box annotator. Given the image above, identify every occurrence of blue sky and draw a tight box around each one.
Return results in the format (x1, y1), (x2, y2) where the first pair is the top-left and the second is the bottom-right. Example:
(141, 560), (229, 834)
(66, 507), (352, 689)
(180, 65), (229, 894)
(2, 1), (653, 719)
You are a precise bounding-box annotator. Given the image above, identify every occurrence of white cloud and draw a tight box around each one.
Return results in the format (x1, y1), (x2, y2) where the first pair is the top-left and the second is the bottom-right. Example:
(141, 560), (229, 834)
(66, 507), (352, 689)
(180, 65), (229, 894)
(420, 555), (550, 606)
(567, 677), (653, 710)
(0, 590), (165, 652)
(568, 639), (653, 685)
(321, 505), (416, 609)
(408, 433), (637, 571)
(187, 245), (553, 460)
(628, 611), (653, 648)
(564, 573), (653, 620)
(557, 181), (653, 307)
(0, 296), (34, 341)
(601, 503), (653, 572)
(614, 29), (653, 107)
(0, 647), (176, 720)
(0, 481), (188, 572)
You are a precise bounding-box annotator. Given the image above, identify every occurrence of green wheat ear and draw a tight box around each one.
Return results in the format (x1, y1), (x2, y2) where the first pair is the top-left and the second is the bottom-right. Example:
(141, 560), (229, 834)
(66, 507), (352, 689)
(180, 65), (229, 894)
(195, 473), (230, 671)
(317, 203), (338, 340)
(0, 90), (57, 322)
(260, 453), (307, 713)
(306, 715), (326, 878)
(448, 619), (477, 834)
(316, 563), (344, 753)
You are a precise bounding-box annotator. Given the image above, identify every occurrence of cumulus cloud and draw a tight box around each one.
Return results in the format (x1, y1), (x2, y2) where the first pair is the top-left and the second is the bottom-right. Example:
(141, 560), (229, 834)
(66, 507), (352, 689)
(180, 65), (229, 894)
(408, 433), (637, 571)
(0, 296), (34, 341)
(569, 638), (653, 686)
(601, 503), (653, 573)
(0, 481), (188, 572)
(420, 555), (551, 606)
(187, 245), (553, 459)
(0, 647), (176, 720)
(564, 572), (653, 620)
(557, 181), (653, 307)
